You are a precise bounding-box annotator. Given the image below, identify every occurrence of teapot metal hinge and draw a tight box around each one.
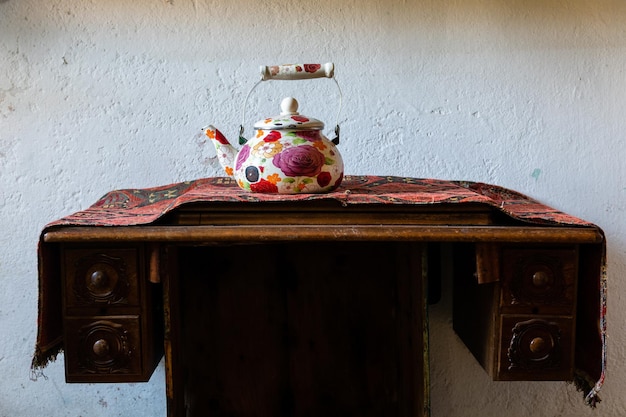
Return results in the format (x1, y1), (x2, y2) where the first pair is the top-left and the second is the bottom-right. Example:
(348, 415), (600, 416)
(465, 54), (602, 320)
(238, 125), (248, 145)
(331, 125), (340, 145)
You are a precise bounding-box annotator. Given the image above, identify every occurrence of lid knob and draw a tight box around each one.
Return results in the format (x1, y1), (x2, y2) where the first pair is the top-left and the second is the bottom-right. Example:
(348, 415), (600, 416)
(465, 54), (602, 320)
(280, 97), (299, 115)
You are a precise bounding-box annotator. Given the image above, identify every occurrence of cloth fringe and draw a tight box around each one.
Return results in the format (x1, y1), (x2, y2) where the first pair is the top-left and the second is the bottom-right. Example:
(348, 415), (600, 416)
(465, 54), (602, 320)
(573, 371), (602, 408)
(30, 345), (62, 381)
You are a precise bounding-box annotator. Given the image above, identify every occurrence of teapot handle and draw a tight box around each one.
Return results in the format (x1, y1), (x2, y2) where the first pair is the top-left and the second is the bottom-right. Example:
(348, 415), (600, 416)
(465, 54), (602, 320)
(240, 63), (342, 144)
(260, 63), (334, 81)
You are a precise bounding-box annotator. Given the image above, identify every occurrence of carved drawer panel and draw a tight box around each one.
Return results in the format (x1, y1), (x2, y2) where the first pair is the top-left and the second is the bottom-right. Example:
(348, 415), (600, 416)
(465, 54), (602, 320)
(61, 244), (163, 383)
(64, 248), (140, 308)
(500, 247), (578, 315)
(496, 315), (575, 381)
(64, 316), (144, 382)
(453, 243), (579, 382)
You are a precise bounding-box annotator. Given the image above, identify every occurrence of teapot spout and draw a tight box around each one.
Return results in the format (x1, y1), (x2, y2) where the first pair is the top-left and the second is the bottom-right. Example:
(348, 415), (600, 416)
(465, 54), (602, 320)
(205, 125), (237, 177)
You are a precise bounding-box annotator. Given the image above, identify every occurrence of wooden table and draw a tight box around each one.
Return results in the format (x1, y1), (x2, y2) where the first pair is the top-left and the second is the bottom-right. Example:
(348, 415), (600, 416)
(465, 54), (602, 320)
(34, 176), (605, 416)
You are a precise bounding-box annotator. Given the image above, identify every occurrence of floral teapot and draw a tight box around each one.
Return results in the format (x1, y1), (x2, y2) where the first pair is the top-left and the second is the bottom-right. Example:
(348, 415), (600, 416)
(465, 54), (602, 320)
(205, 63), (344, 194)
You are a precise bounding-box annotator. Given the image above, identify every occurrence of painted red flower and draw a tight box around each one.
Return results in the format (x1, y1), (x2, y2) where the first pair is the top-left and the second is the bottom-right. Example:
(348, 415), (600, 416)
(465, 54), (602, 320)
(296, 130), (320, 141)
(264, 130), (282, 142)
(333, 173), (343, 189)
(273, 145), (324, 177)
(316, 171), (331, 187)
(250, 178), (278, 193)
(215, 129), (229, 145)
(304, 64), (321, 73)
(207, 128), (229, 145)
(292, 115), (310, 123)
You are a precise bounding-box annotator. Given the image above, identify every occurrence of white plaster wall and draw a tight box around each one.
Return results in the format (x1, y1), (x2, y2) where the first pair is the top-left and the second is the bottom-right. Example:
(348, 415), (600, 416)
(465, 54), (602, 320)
(1, 0), (625, 415)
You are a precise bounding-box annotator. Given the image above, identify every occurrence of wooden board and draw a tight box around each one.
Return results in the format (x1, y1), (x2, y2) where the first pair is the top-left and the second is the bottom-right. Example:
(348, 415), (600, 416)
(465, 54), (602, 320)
(176, 242), (428, 417)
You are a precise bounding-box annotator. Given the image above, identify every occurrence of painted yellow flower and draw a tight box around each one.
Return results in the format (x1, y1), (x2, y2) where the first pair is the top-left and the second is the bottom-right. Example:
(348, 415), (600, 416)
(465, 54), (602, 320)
(225, 166), (233, 176)
(253, 141), (283, 158)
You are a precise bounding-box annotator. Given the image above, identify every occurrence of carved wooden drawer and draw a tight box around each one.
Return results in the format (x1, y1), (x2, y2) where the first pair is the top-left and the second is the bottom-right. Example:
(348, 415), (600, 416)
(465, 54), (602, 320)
(497, 315), (575, 380)
(453, 243), (578, 381)
(64, 248), (140, 308)
(61, 245), (163, 383)
(500, 247), (578, 315)
(64, 316), (143, 382)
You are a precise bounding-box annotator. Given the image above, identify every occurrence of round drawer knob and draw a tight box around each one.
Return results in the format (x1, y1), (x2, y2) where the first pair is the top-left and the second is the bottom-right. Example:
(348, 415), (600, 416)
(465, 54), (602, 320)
(90, 270), (108, 288)
(529, 337), (546, 354)
(532, 271), (552, 288)
(92, 339), (110, 357)
(509, 319), (561, 370)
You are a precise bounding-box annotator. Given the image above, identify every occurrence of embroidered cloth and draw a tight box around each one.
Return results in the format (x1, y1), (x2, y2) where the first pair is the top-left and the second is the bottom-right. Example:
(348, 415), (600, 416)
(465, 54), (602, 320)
(32, 176), (606, 406)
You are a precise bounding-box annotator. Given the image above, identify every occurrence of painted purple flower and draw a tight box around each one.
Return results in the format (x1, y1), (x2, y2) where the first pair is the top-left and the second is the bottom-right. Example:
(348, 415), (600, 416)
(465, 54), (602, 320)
(273, 145), (324, 177)
(235, 144), (250, 170)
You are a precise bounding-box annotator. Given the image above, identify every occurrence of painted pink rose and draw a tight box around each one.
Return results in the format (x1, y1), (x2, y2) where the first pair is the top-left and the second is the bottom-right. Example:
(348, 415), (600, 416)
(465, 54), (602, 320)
(235, 144), (250, 170)
(273, 145), (324, 177)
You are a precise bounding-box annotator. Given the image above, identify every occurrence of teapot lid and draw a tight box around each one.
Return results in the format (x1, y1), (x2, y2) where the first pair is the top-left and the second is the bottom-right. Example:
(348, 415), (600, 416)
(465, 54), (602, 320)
(254, 97), (324, 130)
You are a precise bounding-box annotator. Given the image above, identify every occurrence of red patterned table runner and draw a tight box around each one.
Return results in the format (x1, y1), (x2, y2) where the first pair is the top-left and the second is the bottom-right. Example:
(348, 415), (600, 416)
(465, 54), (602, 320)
(42, 176), (594, 228)
(32, 176), (606, 406)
